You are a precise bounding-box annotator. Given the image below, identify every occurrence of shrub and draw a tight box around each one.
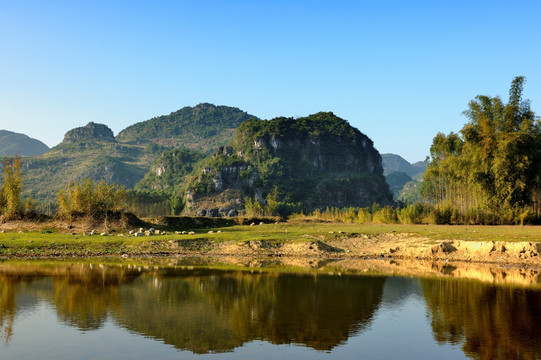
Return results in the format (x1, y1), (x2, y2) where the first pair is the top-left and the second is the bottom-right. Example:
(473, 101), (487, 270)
(57, 179), (126, 218)
(431, 204), (452, 225)
(372, 206), (399, 224)
(398, 203), (427, 224)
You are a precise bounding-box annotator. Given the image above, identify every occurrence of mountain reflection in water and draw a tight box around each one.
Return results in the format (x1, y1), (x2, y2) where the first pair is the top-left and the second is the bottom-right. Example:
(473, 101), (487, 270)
(0, 260), (540, 359)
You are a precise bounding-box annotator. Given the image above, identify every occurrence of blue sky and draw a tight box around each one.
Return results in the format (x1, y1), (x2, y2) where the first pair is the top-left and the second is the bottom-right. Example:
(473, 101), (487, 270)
(1, 0), (540, 162)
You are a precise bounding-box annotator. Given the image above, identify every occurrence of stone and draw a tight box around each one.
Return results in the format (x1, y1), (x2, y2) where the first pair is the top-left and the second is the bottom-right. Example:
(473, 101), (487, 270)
(431, 241), (457, 254)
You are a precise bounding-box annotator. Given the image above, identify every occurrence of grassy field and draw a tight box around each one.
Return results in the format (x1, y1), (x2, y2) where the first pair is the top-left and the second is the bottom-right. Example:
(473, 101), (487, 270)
(0, 221), (540, 258)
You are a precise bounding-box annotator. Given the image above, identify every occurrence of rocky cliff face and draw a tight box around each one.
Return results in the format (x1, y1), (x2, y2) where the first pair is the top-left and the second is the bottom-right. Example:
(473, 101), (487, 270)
(184, 112), (392, 216)
(61, 122), (115, 144)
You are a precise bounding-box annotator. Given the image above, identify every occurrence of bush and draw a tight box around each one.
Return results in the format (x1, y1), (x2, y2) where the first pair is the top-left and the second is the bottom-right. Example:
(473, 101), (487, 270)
(431, 204), (452, 225)
(57, 179), (126, 218)
(399, 203), (427, 224)
(372, 206), (399, 224)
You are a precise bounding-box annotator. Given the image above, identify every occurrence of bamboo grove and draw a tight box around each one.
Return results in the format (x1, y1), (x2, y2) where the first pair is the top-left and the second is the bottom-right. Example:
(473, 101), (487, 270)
(422, 77), (541, 224)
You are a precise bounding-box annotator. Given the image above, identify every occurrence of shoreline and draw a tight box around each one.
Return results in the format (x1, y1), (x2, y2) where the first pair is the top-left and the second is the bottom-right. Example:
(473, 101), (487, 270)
(0, 220), (540, 266)
(1, 235), (540, 267)
(1, 254), (540, 289)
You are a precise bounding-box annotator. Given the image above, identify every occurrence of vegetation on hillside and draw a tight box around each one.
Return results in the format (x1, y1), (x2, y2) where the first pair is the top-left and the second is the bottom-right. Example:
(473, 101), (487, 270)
(116, 103), (259, 152)
(19, 140), (157, 213)
(11, 104), (259, 213)
(185, 112), (392, 216)
(135, 148), (206, 192)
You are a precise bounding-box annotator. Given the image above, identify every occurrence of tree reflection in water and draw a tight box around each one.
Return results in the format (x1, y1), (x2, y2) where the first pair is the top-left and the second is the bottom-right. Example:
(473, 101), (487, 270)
(0, 265), (386, 353)
(1, 262), (541, 359)
(422, 278), (541, 360)
(0, 275), (18, 343)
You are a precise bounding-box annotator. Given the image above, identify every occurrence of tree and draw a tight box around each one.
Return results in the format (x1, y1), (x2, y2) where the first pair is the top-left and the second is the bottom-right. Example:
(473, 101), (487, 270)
(57, 179), (126, 218)
(423, 77), (541, 224)
(0, 156), (23, 219)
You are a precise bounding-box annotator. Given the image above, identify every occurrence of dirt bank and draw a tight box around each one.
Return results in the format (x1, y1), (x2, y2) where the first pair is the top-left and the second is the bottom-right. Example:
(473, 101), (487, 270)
(1, 217), (540, 266)
(164, 234), (541, 266)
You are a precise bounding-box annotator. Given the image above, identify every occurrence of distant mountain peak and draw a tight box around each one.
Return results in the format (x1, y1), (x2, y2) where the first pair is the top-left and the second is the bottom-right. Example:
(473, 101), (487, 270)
(0, 130), (49, 156)
(61, 122), (115, 145)
(381, 153), (427, 177)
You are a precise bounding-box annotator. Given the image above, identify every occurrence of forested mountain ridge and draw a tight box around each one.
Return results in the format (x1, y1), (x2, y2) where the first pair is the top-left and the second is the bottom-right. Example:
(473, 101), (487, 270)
(116, 103), (259, 153)
(6, 105), (394, 217)
(12, 105), (257, 212)
(135, 148), (206, 192)
(0, 130), (49, 156)
(183, 112), (392, 216)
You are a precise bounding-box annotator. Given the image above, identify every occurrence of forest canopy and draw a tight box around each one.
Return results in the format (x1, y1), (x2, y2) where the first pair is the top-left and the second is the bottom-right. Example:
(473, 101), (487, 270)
(423, 76), (541, 224)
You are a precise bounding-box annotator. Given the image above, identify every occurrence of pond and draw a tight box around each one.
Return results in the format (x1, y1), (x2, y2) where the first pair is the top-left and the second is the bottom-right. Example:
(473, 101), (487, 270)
(0, 258), (540, 360)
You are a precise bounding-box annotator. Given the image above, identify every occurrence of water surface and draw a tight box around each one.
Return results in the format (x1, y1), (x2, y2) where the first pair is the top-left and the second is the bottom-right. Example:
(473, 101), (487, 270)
(0, 258), (540, 359)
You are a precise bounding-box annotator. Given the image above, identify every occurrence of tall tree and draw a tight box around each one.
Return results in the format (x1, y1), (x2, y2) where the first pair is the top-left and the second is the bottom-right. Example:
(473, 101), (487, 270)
(423, 77), (540, 223)
(0, 156), (23, 219)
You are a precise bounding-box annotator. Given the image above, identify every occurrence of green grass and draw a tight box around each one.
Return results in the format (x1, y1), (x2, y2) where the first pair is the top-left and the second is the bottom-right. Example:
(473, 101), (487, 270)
(1, 222), (540, 257)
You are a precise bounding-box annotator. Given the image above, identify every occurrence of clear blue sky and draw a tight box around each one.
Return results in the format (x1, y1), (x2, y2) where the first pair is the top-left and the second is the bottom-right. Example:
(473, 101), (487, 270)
(1, 0), (540, 162)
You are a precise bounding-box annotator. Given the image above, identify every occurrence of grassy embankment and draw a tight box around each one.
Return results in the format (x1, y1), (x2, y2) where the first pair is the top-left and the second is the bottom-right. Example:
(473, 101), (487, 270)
(0, 221), (540, 258)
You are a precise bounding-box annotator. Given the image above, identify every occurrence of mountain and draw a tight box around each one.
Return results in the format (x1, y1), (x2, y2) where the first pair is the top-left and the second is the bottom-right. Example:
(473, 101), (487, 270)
(183, 112), (392, 216)
(134, 148), (206, 192)
(61, 122), (115, 145)
(385, 171), (412, 199)
(11, 106), (397, 215)
(381, 153), (427, 178)
(116, 103), (259, 153)
(12, 105), (263, 212)
(381, 153), (428, 202)
(20, 123), (156, 207)
(0, 130), (49, 156)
